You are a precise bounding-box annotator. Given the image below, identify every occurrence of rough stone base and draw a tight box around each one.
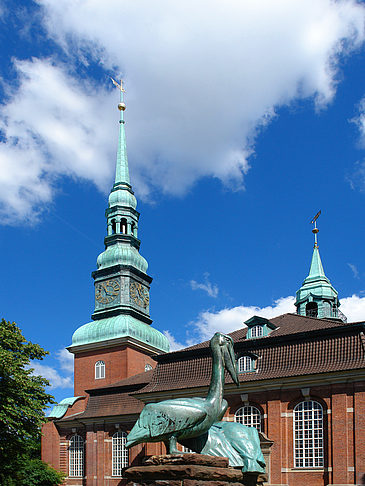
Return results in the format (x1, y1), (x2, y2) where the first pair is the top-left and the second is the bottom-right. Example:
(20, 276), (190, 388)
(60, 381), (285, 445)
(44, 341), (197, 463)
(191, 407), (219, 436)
(124, 453), (267, 486)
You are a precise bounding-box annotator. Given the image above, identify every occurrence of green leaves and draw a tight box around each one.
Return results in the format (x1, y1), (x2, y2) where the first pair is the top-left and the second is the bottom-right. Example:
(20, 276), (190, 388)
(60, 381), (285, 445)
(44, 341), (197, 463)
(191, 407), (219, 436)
(0, 319), (57, 483)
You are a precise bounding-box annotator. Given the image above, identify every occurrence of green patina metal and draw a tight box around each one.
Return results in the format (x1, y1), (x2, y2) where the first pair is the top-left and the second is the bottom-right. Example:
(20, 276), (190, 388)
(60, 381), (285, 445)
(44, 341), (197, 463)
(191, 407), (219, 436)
(126, 332), (265, 474)
(96, 244), (148, 273)
(48, 396), (84, 419)
(295, 234), (345, 321)
(69, 315), (169, 352)
(69, 83), (169, 354)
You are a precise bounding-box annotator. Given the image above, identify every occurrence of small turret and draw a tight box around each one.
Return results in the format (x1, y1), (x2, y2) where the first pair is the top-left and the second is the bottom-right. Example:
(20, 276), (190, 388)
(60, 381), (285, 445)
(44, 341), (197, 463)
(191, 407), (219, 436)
(295, 211), (346, 322)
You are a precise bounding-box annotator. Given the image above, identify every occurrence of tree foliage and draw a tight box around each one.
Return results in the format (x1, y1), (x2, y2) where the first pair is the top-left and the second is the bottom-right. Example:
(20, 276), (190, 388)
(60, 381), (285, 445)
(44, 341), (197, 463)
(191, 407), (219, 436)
(0, 319), (60, 483)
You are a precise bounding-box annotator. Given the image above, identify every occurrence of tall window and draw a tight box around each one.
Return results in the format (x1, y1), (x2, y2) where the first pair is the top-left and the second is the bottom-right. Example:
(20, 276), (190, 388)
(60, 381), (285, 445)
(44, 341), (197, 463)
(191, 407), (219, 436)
(234, 405), (262, 431)
(112, 432), (128, 476)
(95, 360), (105, 379)
(294, 400), (323, 468)
(237, 356), (254, 373)
(69, 435), (84, 477)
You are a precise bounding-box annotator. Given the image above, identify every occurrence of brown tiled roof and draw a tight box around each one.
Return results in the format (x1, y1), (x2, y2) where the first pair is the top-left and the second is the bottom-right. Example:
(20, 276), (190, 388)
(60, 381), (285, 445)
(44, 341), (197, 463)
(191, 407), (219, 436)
(60, 391), (144, 421)
(173, 314), (353, 354)
(60, 314), (365, 420)
(88, 369), (154, 392)
(136, 315), (365, 394)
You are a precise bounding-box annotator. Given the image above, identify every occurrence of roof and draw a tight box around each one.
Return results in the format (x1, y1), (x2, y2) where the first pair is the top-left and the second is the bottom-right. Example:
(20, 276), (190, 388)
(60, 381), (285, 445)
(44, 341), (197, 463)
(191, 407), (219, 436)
(58, 314), (365, 421)
(60, 391), (144, 420)
(59, 371), (153, 422)
(135, 314), (365, 394)
(68, 314), (170, 353)
(165, 313), (353, 356)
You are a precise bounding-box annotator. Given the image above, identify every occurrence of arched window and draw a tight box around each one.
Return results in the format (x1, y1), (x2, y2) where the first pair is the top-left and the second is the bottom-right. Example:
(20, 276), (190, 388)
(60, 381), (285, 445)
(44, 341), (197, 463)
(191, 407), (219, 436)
(237, 356), (254, 373)
(306, 302), (318, 318)
(293, 400), (323, 468)
(112, 431), (128, 476)
(69, 435), (84, 477)
(251, 325), (263, 338)
(120, 218), (127, 234)
(95, 360), (105, 379)
(145, 363), (153, 372)
(234, 405), (262, 431)
(111, 219), (116, 234)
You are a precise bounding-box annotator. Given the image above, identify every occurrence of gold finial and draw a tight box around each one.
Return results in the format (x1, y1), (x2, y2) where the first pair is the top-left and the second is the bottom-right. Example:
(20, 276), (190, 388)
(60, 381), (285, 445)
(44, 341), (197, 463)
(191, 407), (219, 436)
(310, 210), (321, 247)
(110, 77), (126, 111)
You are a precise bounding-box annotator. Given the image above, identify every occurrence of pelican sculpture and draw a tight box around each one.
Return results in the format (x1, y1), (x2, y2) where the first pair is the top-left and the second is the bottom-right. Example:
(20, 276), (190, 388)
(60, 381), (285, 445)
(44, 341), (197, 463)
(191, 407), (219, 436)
(126, 332), (239, 454)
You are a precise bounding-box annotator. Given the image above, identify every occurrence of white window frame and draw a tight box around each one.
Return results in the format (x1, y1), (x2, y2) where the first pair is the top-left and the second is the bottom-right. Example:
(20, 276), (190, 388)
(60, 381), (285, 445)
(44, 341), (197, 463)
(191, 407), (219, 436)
(95, 360), (105, 379)
(69, 435), (84, 477)
(293, 400), (324, 468)
(234, 405), (262, 431)
(237, 355), (254, 373)
(112, 431), (129, 476)
(251, 325), (263, 338)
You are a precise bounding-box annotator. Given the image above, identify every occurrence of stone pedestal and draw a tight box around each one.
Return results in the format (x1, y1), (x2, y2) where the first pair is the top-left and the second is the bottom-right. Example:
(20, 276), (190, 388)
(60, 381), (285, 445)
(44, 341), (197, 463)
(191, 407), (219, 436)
(124, 453), (267, 486)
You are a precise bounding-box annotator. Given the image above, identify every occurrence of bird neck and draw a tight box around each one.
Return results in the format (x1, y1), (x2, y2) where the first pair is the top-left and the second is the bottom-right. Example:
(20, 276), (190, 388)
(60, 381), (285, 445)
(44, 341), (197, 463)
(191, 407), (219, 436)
(206, 345), (224, 403)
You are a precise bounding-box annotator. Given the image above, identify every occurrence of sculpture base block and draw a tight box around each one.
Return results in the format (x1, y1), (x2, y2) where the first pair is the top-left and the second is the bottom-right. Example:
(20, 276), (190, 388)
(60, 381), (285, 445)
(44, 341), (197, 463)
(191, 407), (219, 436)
(124, 454), (267, 486)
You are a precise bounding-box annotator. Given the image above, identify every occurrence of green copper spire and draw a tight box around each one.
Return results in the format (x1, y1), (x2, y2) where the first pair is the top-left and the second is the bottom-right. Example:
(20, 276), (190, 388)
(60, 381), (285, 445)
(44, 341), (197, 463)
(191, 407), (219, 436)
(114, 80), (130, 187)
(295, 212), (346, 322)
(68, 81), (170, 355)
(306, 246), (326, 281)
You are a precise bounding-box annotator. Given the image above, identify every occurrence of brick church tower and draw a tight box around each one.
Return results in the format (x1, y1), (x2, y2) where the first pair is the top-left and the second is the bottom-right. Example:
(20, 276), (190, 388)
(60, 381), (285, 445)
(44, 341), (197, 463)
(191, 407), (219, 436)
(42, 83), (169, 434)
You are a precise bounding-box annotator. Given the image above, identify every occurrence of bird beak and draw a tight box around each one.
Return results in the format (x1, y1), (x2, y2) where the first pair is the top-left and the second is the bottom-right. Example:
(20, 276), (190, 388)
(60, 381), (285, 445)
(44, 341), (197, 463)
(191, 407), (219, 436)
(223, 341), (239, 387)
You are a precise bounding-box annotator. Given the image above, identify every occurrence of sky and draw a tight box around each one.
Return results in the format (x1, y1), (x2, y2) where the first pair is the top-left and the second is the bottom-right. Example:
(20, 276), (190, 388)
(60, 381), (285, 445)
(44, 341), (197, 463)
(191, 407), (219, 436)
(1, 0), (365, 404)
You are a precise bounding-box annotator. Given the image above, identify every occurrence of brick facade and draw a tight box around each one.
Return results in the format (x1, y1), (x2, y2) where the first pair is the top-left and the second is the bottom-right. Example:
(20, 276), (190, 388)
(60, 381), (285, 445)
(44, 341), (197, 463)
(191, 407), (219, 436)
(42, 316), (365, 486)
(73, 344), (156, 397)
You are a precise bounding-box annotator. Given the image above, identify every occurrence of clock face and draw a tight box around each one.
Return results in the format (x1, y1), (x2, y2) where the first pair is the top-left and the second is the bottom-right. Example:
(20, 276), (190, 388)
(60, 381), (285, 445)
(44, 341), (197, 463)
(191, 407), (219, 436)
(130, 281), (149, 309)
(95, 279), (121, 305)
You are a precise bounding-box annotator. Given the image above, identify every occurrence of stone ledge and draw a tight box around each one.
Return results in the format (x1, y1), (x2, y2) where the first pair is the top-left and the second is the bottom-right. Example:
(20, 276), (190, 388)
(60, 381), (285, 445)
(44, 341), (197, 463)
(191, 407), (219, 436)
(143, 453), (229, 468)
(124, 464), (243, 481)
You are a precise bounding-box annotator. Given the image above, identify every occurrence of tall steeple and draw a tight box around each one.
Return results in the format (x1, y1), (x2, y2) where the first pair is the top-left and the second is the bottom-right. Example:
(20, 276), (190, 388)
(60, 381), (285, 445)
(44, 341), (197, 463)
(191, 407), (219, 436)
(295, 212), (346, 322)
(68, 81), (169, 356)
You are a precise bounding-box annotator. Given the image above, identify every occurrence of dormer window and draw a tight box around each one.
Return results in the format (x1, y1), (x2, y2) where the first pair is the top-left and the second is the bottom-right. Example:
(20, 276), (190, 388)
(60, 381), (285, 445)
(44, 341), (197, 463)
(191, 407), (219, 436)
(251, 325), (263, 338)
(238, 355), (255, 373)
(245, 315), (277, 339)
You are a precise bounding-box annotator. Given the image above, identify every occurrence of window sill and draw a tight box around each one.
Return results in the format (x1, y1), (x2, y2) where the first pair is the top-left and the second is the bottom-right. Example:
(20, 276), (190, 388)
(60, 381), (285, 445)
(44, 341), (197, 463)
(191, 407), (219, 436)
(281, 468), (326, 473)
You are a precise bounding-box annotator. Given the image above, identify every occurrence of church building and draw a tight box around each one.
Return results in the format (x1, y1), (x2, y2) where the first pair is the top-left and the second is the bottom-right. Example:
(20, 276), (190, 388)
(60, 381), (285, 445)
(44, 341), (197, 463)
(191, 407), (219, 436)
(42, 90), (365, 486)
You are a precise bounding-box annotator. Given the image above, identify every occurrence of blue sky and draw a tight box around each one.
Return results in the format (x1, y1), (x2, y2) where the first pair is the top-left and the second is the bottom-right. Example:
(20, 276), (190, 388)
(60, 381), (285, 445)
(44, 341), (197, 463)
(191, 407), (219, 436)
(1, 0), (365, 404)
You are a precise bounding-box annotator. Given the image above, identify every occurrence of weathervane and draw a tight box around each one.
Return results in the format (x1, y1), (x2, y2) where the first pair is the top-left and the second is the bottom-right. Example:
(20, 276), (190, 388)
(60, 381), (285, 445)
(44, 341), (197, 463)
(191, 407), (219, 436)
(310, 210), (321, 248)
(110, 77), (126, 121)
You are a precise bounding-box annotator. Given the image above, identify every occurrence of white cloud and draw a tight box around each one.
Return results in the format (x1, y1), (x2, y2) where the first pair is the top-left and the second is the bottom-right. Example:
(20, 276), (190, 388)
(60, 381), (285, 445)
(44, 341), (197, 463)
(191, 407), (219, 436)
(186, 293), (365, 342)
(163, 330), (186, 351)
(347, 263), (360, 279)
(340, 294), (365, 322)
(31, 362), (73, 389)
(56, 347), (74, 373)
(190, 296), (296, 341)
(0, 58), (116, 224)
(1, 1), (364, 222)
(190, 273), (219, 298)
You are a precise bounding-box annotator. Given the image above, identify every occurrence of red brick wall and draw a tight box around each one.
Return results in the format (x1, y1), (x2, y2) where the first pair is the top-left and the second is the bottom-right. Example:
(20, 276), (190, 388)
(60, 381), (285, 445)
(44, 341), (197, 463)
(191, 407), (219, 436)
(225, 382), (365, 486)
(41, 421), (60, 470)
(73, 345), (156, 396)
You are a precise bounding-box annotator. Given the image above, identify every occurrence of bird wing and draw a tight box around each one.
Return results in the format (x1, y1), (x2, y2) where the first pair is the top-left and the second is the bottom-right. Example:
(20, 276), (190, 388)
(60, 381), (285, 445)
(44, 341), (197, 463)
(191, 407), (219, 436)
(135, 400), (207, 440)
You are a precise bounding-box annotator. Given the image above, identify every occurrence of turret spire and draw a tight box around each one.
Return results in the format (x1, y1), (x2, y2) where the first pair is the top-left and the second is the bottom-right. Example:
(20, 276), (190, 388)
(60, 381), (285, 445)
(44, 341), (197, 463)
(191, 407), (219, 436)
(295, 212), (346, 322)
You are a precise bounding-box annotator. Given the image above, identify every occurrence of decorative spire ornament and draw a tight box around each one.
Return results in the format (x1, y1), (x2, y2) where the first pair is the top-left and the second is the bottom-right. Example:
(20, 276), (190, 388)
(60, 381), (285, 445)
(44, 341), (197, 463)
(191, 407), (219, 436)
(310, 210), (321, 248)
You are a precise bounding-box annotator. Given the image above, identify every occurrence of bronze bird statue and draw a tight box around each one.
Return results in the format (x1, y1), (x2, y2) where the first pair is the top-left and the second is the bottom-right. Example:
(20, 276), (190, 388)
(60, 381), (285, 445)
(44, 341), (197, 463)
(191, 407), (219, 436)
(126, 332), (239, 454)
